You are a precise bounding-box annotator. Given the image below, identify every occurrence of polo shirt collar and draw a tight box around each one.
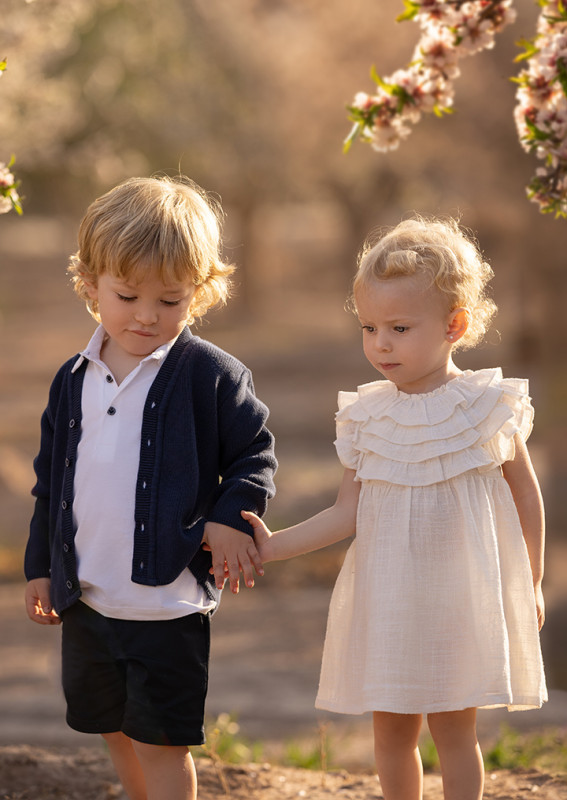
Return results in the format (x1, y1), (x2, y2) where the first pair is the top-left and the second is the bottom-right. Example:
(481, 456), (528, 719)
(71, 324), (176, 373)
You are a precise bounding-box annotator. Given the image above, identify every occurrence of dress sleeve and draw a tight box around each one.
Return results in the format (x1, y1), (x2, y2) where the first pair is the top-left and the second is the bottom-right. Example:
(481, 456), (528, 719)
(334, 391), (361, 471)
(482, 377), (534, 465)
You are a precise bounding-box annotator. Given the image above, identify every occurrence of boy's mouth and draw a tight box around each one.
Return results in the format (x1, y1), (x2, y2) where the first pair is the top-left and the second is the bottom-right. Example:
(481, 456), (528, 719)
(131, 329), (155, 337)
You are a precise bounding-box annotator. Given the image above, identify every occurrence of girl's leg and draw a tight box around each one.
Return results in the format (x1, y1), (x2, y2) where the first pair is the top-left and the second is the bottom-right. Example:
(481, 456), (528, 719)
(373, 711), (423, 800)
(102, 732), (147, 800)
(131, 740), (197, 800)
(427, 708), (483, 800)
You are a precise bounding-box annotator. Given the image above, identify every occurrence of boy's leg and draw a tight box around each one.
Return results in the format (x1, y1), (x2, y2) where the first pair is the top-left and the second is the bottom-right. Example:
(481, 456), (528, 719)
(427, 708), (483, 800)
(131, 740), (197, 800)
(373, 711), (423, 800)
(102, 732), (147, 800)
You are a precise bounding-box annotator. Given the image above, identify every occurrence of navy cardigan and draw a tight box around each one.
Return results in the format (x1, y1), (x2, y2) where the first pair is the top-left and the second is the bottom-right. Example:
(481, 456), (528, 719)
(24, 327), (277, 613)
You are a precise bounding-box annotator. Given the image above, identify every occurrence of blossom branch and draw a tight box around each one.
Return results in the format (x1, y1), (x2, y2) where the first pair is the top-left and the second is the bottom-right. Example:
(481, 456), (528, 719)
(344, 1), (516, 154)
(513, 0), (567, 217)
(0, 59), (22, 215)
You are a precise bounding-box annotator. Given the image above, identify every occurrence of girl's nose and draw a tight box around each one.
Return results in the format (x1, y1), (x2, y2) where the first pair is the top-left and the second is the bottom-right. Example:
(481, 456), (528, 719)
(375, 331), (391, 352)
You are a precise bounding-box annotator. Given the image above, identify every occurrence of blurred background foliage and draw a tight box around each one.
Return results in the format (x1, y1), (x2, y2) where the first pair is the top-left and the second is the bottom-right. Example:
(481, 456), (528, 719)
(1, 0), (566, 686)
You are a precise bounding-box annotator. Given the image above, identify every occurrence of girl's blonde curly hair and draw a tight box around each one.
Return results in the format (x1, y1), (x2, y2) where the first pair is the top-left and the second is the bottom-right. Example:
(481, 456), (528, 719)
(68, 175), (234, 324)
(351, 215), (497, 350)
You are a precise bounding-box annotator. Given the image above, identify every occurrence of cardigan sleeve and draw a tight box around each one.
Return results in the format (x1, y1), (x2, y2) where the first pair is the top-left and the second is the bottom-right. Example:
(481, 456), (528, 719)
(208, 368), (277, 535)
(24, 385), (58, 580)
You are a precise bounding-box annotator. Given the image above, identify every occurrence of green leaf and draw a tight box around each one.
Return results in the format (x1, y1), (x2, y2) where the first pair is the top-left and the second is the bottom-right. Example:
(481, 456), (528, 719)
(11, 195), (23, 215)
(555, 57), (567, 96)
(396, 0), (420, 22)
(514, 38), (540, 63)
(370, 65), (394, 94)
(343, 122), (361, 154)
(524, 116), (552, 141)
(433, 105), (454, 118)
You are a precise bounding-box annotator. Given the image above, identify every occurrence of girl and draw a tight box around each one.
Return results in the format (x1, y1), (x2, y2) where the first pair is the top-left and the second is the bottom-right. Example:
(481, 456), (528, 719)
(244, 216), (546, 800)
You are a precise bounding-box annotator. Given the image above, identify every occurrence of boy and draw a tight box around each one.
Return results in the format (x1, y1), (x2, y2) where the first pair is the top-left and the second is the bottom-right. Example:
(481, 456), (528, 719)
(24, 175), (277, 800)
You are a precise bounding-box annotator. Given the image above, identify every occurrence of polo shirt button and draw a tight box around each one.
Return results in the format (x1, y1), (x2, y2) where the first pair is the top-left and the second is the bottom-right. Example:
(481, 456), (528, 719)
(66, 580), (73, 590)
(106, 374), (113, 383)
(107, 406), (116, 415)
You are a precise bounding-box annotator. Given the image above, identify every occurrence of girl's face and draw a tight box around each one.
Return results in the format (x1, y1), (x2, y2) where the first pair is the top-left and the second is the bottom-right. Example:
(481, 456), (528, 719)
(355, 275), (466, 395)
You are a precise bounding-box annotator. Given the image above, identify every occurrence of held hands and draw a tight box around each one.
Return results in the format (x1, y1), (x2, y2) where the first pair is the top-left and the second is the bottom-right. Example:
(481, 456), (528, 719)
(240, 510), (273, 561)
(25, 578), (61, 625)
(202, 521), (264, 594)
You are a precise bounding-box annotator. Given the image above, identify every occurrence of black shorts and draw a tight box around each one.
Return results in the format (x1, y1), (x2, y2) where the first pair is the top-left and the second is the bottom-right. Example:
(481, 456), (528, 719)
(61, 601), (210, 746)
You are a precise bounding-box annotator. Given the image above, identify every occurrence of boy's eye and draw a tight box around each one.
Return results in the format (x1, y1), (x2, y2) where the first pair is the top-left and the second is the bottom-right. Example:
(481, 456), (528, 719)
(361, 325), (375, 333)
(394, 326), (408, 333)
(117, 293), (136, 302)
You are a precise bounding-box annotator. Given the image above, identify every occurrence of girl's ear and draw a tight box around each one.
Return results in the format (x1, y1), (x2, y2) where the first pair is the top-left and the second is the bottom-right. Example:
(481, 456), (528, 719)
(446, 307), (469, 344)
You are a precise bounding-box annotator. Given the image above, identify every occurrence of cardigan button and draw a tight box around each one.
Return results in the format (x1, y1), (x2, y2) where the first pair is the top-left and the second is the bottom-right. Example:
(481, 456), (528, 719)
(66, 580), (73, 590)
(69, 419), (76, 428)
(62, 500), (68, 510)
(63, 543), (69, 553)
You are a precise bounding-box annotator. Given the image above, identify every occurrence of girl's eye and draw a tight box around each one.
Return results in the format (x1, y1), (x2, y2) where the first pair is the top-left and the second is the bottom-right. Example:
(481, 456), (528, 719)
(117, 293), (136, 302)
(161, 299), (181, 307)
(394, 326), (408, 333)
(361, 325), (375, 333)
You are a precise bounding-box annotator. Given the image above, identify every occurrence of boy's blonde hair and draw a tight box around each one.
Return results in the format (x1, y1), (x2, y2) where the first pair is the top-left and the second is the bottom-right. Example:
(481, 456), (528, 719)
(352, 215), (497, 350)
(68, 175), (234, 324)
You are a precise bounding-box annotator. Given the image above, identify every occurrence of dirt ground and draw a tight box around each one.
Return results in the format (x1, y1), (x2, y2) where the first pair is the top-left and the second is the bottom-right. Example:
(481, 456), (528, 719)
(1, 744), (567, 800)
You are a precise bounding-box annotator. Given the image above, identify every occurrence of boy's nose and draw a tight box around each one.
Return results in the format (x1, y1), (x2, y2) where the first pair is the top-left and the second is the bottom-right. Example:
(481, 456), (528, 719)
(134, 304), (158, 325)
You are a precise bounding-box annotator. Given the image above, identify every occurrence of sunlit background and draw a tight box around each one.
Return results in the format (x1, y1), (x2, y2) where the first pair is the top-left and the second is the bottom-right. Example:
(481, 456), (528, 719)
(1, 0), (566, 769)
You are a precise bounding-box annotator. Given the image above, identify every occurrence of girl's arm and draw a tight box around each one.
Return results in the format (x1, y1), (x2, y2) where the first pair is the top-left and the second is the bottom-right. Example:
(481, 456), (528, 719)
(242, 468), (360, 562)
(501, 433), (545, 630)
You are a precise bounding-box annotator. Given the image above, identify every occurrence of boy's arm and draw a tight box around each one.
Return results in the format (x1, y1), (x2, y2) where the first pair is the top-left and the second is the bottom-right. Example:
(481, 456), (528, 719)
(203, 369), (277, 593)
(25, 578), (60, 625)
(502, 433), (545, 630)
(243, 468), (360, 562)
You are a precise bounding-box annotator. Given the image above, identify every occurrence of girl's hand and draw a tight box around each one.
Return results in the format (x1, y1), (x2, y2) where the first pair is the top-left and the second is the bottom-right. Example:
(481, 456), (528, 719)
(241, 510), (274, 562)
(534, 583), (545, 631)
(25, 578), (61, 625)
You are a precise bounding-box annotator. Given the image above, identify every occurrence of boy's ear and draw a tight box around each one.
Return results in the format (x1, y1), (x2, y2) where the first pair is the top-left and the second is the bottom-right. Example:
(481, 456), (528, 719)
(446, 307), (469, 344)
(82, 275), (98, 300)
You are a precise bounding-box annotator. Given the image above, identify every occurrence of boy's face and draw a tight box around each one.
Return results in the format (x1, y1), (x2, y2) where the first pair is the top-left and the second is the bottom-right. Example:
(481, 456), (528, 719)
(85, 270), (196, 362)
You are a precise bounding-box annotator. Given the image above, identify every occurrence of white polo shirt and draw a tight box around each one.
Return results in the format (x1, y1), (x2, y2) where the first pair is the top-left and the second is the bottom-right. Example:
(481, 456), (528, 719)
(72, 325), (215, 620)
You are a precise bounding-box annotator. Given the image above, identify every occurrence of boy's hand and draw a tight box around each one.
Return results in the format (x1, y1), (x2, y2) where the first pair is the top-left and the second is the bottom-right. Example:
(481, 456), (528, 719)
(203, 522), (264, 593)
(25, 578), (61, 625)
(241, 510), (273, 562)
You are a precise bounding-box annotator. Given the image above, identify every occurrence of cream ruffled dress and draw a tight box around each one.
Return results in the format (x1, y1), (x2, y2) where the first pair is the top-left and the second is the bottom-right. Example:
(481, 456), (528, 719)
(316, 368), (547, 715)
